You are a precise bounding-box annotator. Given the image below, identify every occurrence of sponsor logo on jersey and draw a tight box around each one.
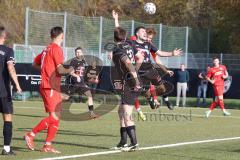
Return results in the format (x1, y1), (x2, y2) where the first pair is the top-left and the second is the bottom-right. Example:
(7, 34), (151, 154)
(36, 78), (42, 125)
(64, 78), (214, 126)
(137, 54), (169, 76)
(0, 51), (5, 56)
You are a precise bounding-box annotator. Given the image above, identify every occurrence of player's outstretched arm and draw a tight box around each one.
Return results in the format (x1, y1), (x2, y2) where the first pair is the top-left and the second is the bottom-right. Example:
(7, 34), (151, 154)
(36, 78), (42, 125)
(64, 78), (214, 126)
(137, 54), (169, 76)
(154, 56), (169, 74)
(57, 64), (74, 75)
(7, 62), (22, 93)
(156, 48), (183, 57)
(112, 10), (120, 27)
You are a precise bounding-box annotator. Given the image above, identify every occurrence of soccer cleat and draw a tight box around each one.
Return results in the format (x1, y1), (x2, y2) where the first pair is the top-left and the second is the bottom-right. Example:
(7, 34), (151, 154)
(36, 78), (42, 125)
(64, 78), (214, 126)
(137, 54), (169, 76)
(148, 97), (156, 109)
(121, 143), (139, 152)
(89, 111), (99, 119)
(112, 143), (128, 150)
(41, 144), (61, 154)
(1, 149), (16, 156)
(24, 132), (35, 151)
(223, 110), (231, 116)
(205, 110), (211, 118)
(154, 100), (161, 109)
(138, 110), (146, 121)
(165, 101), (174, 110)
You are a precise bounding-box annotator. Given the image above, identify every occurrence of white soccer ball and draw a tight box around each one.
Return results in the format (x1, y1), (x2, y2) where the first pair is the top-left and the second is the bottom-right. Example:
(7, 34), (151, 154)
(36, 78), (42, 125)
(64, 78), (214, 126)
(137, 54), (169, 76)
(144, 2), (156, 15)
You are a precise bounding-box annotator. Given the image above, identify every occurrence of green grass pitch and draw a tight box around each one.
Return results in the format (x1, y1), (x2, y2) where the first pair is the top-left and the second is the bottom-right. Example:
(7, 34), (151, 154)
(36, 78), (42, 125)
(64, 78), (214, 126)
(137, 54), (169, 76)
(1, 100), (240, 160)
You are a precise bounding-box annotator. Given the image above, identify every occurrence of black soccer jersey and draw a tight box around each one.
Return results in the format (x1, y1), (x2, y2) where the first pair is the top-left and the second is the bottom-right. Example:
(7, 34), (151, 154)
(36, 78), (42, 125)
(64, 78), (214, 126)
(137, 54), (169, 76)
(112, 40), (136, 80)
(133, 41), (158, 63)
(0, 45), (15, 97)
(70, 57), (86, 78)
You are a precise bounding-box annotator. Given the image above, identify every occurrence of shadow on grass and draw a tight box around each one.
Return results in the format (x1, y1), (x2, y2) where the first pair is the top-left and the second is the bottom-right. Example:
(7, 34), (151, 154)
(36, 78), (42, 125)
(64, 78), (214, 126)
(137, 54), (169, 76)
(0, 137), (109, 150)
(14, 114), (45, 118)
(16, 128), (117, 138)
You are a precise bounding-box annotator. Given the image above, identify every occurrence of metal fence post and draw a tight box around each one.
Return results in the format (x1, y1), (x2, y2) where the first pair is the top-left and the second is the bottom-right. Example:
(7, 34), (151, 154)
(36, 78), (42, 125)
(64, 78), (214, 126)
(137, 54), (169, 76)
(63, 11), (67, 60)
(99, 16), (103, 58)
(220, 53), (223, 63)
(206, 29), (210, 68)
(158, 23), (162, 50)
(131, 20), (135, 36)
(25, 7), (29, 46)
(185, 26), (189, 68)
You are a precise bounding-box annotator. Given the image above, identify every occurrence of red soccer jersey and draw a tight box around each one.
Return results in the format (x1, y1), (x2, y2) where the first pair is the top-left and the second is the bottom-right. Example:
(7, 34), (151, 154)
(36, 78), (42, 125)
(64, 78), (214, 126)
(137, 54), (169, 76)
(207, 64), (227, 86)
(37, 43), (64, 90)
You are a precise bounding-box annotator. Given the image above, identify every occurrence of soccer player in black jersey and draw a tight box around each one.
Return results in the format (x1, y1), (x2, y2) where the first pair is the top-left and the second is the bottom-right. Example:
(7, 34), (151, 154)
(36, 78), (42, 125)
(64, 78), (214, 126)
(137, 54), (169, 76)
(112, 10), (182, 111)
(68, 47), (98, 119)
(0, 26), (22, 155)
(111, 27), (142, 152)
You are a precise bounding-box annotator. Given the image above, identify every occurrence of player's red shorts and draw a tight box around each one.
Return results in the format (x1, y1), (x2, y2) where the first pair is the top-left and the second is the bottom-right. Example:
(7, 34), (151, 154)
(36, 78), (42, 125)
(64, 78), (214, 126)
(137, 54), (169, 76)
(213, 85), (224, 96)
(40, 88), (62, 113)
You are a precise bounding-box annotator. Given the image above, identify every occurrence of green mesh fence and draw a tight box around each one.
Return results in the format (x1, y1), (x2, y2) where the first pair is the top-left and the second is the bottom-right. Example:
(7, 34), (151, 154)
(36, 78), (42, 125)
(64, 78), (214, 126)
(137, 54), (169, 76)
(18, 8), (212, 69)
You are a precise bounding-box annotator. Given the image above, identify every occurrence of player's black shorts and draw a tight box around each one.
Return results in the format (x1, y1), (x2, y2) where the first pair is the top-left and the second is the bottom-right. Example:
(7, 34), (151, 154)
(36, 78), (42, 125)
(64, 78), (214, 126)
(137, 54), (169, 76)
(121, 81), (139, 105)
(0, 96), (13, 114)
(69, 82), (91, 95)
(139, 67), (162, 91)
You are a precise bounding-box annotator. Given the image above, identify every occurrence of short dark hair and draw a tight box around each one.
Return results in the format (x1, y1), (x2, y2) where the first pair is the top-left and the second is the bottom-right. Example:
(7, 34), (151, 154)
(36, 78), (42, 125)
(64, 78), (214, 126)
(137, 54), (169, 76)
(134, 26), (145, 36)
(114, 27), (127, 42)
(75, 47), (82, 52)
(50, 26), (63, 39)
(212, 57), (219, 61)
(0, 26), (6, 36)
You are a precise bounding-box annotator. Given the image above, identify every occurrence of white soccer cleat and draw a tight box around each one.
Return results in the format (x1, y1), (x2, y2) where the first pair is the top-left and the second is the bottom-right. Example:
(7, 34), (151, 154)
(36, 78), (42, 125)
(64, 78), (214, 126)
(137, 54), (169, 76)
(223, 110), (231, 116)
(205, 110), (211, 118)
(121, 144), (139, 152)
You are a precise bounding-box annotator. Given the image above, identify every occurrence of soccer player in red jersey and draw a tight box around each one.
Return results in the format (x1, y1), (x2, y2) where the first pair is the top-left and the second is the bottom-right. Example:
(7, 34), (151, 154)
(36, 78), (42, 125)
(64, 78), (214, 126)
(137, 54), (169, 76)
(24, 27), (73, 153)
(205, 57), (231, 118)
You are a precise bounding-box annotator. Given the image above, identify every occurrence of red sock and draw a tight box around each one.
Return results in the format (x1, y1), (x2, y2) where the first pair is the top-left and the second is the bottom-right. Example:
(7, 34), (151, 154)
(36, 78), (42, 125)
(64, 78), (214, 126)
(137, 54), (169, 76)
(209, 101), (218, 110)
(218, 99), (225, 110)
(149, 85), (157, 100)
(32, 117), (50, 135)
(46, 116), (59, 143)
(135, 98), (140, 111)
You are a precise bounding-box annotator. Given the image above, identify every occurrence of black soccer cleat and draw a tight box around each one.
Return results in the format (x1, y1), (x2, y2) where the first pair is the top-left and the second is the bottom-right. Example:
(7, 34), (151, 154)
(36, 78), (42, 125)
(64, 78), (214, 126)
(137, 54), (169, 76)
(1, 149), (16, 156)
(148, 97), (156, 109)
(164, 100), (174, 110)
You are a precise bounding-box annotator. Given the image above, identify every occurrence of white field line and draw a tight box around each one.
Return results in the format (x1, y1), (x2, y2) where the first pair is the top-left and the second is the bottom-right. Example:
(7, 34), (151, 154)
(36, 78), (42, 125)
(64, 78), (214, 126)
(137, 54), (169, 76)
(35, 136), (240, 160)
(15, 106), (240, 119)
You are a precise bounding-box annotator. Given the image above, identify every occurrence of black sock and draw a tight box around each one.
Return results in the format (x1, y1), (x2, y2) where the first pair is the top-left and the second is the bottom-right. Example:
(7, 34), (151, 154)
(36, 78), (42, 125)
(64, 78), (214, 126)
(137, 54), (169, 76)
(163, 95), (167, 100)
(3, 121), (12, 146)
(126, 125), (137, 145)
(88, 105), (94, 111)
(120, 127), (127, 145)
